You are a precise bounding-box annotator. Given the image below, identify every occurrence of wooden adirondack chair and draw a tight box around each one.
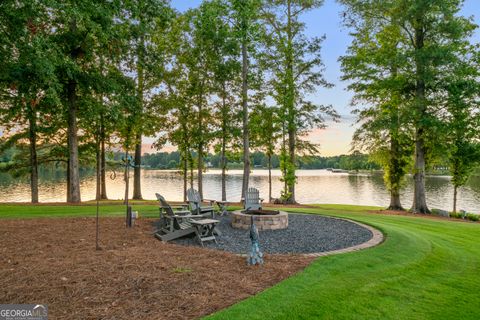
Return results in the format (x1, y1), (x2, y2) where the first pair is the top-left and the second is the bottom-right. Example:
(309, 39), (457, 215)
(154, 193), (220, 245)
(187, 188), (216, 218)
(244, 187), (264, 211)
(154, 193), (196, 242)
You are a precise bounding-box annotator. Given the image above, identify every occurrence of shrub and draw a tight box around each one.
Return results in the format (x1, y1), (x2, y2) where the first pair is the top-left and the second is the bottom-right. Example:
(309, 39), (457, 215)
(449, 212), (463, 219)
(466, 214), (479, 222)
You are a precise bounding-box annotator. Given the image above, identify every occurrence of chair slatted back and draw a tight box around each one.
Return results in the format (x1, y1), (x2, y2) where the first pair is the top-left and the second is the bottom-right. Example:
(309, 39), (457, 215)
(187, 188), (201, 212)
(155, 193), (174, 216)
(245, 187), (261, 210)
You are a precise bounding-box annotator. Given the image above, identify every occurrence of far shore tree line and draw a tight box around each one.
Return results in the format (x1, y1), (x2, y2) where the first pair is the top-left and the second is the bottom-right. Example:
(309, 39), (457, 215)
(0, 0), (479, 214)
(142, 150), (381, 171)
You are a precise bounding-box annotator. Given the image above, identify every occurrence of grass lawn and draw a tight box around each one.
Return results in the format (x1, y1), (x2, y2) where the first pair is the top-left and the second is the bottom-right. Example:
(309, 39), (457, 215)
(0, 202), (160, 219)
(207, 205), (480, 320)
(1, 203), (479, 319)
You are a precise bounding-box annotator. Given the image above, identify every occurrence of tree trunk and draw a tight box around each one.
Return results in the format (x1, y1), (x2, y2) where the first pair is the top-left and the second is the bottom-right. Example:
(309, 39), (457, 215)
(221, 91), (227, 202)
(388, 191), (403, 211)
(412, 21), (429, 214)
(197, 144), (203, 201)
(241, 40), (250, 201)
(66, 159), (70, 201)
(453, 185), (458, 214)
(28, 108), (39, 203)
(387, 132), (404, 211)
(67, 79), (81, 203)
(124, 150), (130, 205)
(189, 153), (194, 189)
(95, 137), (101, 201)
(287, 129), (296, 203)
(412, 130), (429, 213)
(281, 126), (288, 199)
(183, 155), (188, 202)
(133, 136), (143, 199)
(268, 154), (272, 203)
(133, 29), (145, 200)
(100, 117), (107, 199)
(285, 1), (296, 204)
(221, 134), (227, 202)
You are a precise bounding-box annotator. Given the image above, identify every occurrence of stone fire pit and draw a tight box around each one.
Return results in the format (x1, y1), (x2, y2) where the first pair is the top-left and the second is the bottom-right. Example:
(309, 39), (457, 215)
(231, 210), (288, 231)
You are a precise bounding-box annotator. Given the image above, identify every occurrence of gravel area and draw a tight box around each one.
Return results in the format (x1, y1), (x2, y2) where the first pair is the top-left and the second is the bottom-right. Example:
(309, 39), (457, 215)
(172, 213), (373, 254)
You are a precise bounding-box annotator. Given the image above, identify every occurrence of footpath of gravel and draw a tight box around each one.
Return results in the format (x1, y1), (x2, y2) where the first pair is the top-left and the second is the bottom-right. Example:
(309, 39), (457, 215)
(172, 213), (373, 254)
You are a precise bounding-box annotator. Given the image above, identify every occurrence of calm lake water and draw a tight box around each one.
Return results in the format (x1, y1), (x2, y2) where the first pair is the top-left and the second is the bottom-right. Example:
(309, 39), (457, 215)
(0, 169), (479, 213)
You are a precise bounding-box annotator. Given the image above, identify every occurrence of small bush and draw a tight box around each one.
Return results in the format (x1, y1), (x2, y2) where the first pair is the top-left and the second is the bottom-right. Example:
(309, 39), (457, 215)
(466, 214), (479, 222)
(430, 208), (449, 217)
(449, 212), (463, 219)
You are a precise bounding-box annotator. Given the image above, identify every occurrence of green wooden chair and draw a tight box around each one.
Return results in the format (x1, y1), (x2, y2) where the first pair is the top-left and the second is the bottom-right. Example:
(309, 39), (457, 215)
(154, 193), (196, 241)
(154, 193), (220, 245)
(187, 188), (216, 218)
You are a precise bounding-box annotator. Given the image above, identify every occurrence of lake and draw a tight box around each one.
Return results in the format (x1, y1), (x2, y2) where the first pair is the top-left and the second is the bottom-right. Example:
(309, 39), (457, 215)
(0, 169), (479, 213)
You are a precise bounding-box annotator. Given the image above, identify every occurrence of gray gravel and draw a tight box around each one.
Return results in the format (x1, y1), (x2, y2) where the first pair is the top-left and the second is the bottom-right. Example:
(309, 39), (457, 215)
(170, 213), (373, 254)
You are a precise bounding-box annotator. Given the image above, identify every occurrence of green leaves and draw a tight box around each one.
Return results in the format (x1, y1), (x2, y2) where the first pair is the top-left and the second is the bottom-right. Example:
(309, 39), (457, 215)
(340, 0), (479, 210)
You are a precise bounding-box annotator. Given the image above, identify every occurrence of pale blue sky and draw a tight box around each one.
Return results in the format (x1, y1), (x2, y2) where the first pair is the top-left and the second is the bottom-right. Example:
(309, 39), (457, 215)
(170, 0), (480, 155)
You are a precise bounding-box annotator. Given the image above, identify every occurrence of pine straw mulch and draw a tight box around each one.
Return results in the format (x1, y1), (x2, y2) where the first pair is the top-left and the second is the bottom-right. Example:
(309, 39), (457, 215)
(0, 217), (313, 319)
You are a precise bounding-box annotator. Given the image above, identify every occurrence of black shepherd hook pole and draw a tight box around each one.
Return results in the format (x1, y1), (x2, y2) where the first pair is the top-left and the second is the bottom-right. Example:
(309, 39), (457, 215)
(96, 196), (101, 250)
(95, 135), (101, 251)
(96, 164), (117, 251)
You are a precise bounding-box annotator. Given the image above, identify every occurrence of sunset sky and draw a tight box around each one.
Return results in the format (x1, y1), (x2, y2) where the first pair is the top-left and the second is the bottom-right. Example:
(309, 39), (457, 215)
(158, 0), (480, 156)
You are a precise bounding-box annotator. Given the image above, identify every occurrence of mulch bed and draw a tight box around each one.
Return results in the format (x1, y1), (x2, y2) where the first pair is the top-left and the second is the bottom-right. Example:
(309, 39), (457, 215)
(0, 218), (313, 319)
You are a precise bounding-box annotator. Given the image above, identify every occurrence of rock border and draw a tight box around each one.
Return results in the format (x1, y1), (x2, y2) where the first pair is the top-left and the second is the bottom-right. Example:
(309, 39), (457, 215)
(301, 215), (384, 258)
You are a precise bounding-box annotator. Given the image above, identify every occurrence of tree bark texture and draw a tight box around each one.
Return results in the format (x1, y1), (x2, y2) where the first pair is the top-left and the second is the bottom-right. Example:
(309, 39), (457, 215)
(28, 107), (39, 203)
(285, 0), (296, 204)
(387, 134), (404, 211)
(67, 79), (81, 203)
(268, 154), (272, 203)
(241, 40), (250, 201)
(96, 138), (101, 200)
(133, 135), (143, 199)
(412, 20), (429, 213)
(100, 117), (108, 199)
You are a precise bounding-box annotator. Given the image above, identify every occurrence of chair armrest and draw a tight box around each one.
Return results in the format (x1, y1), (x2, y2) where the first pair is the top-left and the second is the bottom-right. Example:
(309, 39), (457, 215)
(203, 199), (216, 205)
(171, 205), (189, 210)
(172, 214), (195, 218)
(174, 210), (193, 215)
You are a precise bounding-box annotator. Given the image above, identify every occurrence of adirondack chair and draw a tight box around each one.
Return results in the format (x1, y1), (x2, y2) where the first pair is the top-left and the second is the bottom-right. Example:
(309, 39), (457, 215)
(154, 193), (196, 242)
(187, 188), (216, 218)
(154, 193), (220, 245)
(244, 187), (264, 211)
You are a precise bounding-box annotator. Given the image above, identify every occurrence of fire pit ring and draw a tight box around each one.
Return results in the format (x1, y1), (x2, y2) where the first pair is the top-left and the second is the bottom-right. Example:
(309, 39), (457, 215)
(231, 210), (288, 231)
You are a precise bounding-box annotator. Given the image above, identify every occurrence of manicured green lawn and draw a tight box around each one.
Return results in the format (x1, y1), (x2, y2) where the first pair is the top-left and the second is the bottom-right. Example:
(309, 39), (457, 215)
(208, 205), (480, 320)
(0, 203), (160, 219)
(1, 203), (479, 319)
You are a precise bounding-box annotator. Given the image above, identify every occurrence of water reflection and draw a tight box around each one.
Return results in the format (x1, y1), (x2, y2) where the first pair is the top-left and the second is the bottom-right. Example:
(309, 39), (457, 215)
(0, 169), (478, 213)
